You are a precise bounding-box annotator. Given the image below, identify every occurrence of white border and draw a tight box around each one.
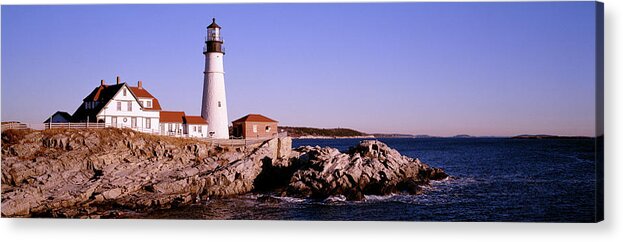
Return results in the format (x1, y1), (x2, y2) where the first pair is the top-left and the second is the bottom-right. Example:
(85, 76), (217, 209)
(1, 1), (620, 242)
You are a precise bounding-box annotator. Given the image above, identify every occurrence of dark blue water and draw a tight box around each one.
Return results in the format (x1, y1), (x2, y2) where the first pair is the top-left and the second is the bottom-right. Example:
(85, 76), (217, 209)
(143, 138), (598, 222)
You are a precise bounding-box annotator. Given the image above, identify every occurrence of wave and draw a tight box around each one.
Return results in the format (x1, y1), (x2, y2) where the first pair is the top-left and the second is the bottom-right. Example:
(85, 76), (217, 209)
(364, 194), (401, 201)
(273, 196), (307, 203)
(322, 195), (348, 203)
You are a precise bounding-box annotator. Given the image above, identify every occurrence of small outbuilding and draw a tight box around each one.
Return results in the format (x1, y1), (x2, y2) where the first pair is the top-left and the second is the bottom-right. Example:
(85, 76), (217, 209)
(43, 111), (72, 123)
(184, 115), (209, 138)
(159, 111), (185, 136)
(231, 114), (278, 139)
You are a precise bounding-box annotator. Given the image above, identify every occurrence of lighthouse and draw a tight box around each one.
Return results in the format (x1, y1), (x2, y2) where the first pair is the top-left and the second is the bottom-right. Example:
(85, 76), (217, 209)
(201, 18), (229, 139)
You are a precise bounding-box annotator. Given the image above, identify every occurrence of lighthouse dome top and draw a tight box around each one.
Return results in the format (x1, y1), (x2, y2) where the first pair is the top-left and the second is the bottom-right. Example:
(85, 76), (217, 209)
(207, 18), (221, 29)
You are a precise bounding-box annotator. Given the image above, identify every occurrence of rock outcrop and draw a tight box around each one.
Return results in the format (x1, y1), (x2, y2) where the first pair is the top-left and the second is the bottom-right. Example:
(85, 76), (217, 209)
(1, 129), (447, 218)
(284, 140), (448, 200)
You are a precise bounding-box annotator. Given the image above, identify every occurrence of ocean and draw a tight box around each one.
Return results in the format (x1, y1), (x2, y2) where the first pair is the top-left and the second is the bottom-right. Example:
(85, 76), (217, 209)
(141, 138), (598, 222)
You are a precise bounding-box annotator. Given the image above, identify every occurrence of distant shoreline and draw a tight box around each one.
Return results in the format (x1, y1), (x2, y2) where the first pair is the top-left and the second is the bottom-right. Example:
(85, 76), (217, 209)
(510, 135), (595, 140)
(280, 126), (594, 140)
(292, 135), (595, 139)
(291, 135), (375, 139)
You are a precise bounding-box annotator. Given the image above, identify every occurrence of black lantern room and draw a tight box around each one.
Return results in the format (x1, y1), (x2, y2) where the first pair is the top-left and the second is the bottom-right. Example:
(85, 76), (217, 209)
(204, 18), (224, 54)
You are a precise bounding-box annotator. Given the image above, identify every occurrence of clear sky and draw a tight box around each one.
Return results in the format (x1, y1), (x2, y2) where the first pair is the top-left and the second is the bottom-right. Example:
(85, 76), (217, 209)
(1, 2), (598, 136)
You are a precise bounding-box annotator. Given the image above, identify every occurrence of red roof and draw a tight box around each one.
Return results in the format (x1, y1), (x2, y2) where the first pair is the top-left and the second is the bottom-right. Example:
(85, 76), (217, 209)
(184, 115), (208, 125)
(232, 114), (278, 123)
(160, 111), (185, 123)
(128, 86), (154, 98)
(129, 86), (162, 111)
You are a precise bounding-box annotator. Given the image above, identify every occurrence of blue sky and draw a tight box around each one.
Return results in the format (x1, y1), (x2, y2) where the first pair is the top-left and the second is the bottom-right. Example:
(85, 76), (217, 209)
(1, 2), (598, 136)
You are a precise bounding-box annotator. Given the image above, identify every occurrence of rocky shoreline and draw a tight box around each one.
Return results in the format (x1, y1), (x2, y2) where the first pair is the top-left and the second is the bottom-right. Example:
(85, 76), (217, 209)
(1, 128), (448, 218)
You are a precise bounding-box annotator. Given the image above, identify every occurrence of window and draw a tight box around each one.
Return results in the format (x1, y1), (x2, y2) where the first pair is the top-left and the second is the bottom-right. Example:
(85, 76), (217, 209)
(123, 89), (127, 96)
(253, 124), (257, 133)
(117, 101), (122, 111)
(266, 126), (271, 132)
(131, 117), (137, 128)
(111, 117), (117, 127)
(218, 101), (221, 107)
(198, 126), (202, 132)
(146, 118), (151, 129)
(168, 123), (173, 133)
(127, 101), (132, 111)
(193, 126), (197, 132)
(85, 102), (89, 109)
(146, 101), (152, 108)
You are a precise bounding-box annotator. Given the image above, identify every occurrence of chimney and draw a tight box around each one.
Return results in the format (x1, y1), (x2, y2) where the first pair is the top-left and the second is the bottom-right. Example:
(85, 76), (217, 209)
(116, 76), (120, 84)
(138, 80), (143, 89)
(101, 79), (105, 85)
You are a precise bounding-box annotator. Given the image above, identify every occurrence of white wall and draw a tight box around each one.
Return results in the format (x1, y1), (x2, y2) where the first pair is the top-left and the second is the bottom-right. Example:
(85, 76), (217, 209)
(96, 85), (160, 133)
(160, 122), (184, 137)
(186, 124), (209, 138)
(201, 52), (229, 139)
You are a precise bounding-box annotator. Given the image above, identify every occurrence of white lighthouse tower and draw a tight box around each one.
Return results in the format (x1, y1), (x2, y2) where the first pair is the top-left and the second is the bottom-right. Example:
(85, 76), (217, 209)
(201, 18), (229, 139)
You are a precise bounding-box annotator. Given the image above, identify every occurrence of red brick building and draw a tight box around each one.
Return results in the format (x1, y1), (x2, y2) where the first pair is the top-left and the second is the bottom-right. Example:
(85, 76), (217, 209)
(231, 114), (278, 139)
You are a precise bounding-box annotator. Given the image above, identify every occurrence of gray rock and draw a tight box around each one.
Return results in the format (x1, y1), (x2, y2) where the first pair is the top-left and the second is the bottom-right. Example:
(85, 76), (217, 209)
(101, 188), (123, 200)
(1, 129), (446, 217)
(284, 140), (448, 200)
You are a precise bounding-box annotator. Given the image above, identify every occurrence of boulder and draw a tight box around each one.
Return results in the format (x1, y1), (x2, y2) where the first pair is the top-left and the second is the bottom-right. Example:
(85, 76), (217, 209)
(284, 140), (448, 200)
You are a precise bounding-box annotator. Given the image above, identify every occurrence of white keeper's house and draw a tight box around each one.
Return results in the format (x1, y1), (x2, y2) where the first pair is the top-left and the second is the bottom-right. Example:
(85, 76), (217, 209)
(50, 76), (208, 138)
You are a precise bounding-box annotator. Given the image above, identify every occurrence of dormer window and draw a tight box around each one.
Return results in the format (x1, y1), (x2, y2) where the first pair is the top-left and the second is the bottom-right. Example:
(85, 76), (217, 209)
(146, 101), (152, 108)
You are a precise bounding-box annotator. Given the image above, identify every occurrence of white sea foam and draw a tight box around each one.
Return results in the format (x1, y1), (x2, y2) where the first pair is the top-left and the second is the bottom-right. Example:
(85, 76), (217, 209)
(363, 194), (399, 201)
(323, 195), (347, 203)
(274, 196), (307, 203)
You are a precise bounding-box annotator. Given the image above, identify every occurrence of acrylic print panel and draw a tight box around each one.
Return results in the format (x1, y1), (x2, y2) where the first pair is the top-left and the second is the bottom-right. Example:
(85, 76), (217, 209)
(0, 1), (604, 222)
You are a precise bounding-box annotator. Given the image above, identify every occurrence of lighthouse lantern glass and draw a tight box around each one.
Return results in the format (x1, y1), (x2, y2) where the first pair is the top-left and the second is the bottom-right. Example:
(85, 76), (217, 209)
(208, 28), (220, 41)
